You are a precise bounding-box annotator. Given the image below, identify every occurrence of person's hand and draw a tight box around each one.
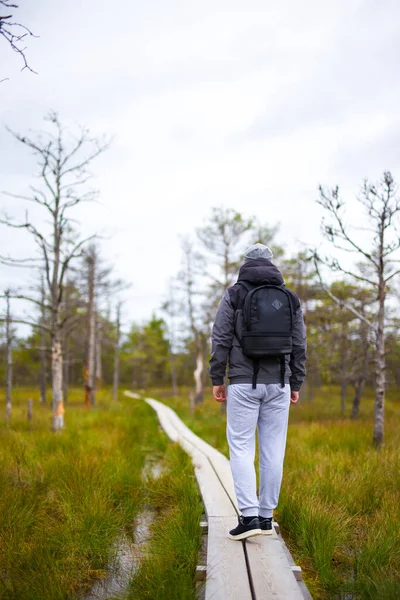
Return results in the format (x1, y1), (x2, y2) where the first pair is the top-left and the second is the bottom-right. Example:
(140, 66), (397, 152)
(213, 385), (226, 402)
(290, 390), (299, 404)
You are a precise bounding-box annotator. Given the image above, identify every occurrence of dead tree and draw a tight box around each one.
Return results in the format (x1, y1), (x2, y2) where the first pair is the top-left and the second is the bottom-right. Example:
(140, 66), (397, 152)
(178, 239), (207, 409)
(0, 1), (37, 79)
(0, 112), (108, 431)
(95, 313), (103, 390)
(84, 247), (96, 407)
(81, 245), (125, 406)
(39, 276), (47, 404)
(5, 289), (12, 421)
(350, 318), (371, 420)
(197, 207), (254, 308)
(112, 302), (122, 402)
(197, 207), (254, 413)
(161, 281), (181, 396)
(315, 171), (400, 448)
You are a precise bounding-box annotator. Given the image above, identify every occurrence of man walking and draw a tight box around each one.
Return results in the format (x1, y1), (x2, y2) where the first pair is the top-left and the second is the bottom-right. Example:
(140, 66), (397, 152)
(209, 243), (306, 540)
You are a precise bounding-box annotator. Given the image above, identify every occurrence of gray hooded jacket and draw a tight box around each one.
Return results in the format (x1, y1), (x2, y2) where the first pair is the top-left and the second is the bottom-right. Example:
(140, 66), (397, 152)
(209, 259), (306, 391)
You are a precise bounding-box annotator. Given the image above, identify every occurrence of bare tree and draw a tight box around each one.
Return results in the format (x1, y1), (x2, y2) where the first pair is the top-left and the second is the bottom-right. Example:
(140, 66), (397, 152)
(95, 312), (103, 390)
(0, 112), (108, 430)
(4, 289), (12, 421)
(161, 281), (181, 396)
(81, 245), (127, 405)
(112, 302), (122, 402)
(314, 171), (400, 447)
(197, 207), (254, 413)
(0, 1), (37, 79)
(178, 238), (207, 409)
(83, 247), (97, 407)
(350, 318), (371, 420)
(197, 207), (254, 305)
(39, 276), (47, 404)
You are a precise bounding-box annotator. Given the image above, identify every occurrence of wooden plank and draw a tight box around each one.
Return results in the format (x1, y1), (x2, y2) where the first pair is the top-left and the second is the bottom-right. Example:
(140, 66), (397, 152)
(291, 566), (303, 581)
(163, 403), (239, 511)
(124, 391), (141, 399)
(196, 565), (207, 581)
(206, 453), (238, 511)
(145, 398), (236, 518)
(244, 535), (305, 599)
(206, 517), (252, 600)
(187, 445), (236, 517)
(200, 520), (208, 533)
(144, 398), (180, 442)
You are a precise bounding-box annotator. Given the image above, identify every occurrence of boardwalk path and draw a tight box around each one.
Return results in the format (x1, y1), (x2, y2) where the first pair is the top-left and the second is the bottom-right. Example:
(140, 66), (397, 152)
(124, 392), (312, 600)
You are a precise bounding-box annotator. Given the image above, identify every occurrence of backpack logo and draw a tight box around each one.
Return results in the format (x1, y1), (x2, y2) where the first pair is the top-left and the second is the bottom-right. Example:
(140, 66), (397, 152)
(271, 299), (283, 310)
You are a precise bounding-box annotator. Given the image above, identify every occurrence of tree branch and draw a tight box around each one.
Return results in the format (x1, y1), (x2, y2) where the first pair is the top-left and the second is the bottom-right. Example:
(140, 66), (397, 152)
(313, 254), (375, 331)
(384, 269), (400, 284)
(0, 293), (51, 311)
(0, 316), (51, 332)
(0, 2), (37, 76)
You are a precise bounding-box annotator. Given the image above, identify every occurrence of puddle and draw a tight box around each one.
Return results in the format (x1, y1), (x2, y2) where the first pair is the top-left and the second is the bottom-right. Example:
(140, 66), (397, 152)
(80, 459), (163, 600)
(81, 509), (154, 600)
(142, 457), (165, 480)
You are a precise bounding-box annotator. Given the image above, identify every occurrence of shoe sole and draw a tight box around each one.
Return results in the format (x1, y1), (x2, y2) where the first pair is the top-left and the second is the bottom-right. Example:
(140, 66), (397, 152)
(228, 528), (262, 541)
(261, 529), (273, 535)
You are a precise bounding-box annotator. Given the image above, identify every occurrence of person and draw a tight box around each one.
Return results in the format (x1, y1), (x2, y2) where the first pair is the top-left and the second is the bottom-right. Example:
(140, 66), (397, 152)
(209, 243), (306, 540)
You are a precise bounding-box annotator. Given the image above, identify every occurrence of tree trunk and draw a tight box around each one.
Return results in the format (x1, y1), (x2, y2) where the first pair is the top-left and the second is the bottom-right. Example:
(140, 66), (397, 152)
(113, 304), (121, 402)
(339, 320), (348, 415)
(201, 334), (208, 391)
(340, 380), (347, 416)
(63, 334), (70, 404)
(351, 320), (369, 420)
(40, 281), (47, 404)
(5, 291), (12, 422)
(95, 314), (102, 390)
(170, 352), (178, 396)
(86, 254), (96, 406)
(132, 359), (138, 390)
(62, 282), (71, 404)
(51, 332), (64, 431)
(189, 389), (195, 417)
(193, 337), (204, 404)
(373, 284), (385, 448)
(27, 399), (33, 423)
(351, 377), (365, 420)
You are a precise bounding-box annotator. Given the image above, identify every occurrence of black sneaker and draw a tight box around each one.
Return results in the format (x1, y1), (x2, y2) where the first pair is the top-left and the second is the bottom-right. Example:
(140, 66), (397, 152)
(228, 516), (262, 540)
(259, 516), (273, 535)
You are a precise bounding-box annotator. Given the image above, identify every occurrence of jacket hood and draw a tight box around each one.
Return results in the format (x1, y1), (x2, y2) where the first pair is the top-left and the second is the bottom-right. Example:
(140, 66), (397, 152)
(237, 259), (284, 286)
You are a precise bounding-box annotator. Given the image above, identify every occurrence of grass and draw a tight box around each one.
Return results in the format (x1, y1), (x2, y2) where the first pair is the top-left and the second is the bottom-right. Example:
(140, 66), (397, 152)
(0, 388), (202, 600)
(127, 443), (203, 600)
(152, 385), (400, 600)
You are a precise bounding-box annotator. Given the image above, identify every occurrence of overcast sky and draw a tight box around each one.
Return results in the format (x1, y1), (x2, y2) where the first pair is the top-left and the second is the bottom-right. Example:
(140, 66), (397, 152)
(1, 0), (400, 327)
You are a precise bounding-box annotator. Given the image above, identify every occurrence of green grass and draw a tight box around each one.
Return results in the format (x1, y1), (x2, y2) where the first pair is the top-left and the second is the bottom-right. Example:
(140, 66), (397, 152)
(153, 385), (400, 600)
(0, 388), (202, 600)
(127, 443), (203, 600)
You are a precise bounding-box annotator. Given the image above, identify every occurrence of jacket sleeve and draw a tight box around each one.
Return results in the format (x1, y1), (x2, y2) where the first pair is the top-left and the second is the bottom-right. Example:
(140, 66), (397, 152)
(289, 303), (307, 391)
(209, 290), (235, 385)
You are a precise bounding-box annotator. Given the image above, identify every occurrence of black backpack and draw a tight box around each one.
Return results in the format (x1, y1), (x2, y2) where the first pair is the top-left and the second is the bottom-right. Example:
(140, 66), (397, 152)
(235, 282), (294, 389)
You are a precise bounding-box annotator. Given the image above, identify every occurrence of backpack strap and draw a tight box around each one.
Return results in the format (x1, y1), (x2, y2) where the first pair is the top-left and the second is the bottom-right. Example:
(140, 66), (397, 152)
(252, 359), (260, 389)
(280, 356), (285, 388)
(231, 281), (252, 343)
(237, 283), (261, 390)
(233, 281), (252, 310)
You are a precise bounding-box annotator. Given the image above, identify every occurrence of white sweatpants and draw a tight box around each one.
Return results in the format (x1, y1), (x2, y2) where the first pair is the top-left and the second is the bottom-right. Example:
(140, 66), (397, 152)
(226, 383), (290, 518)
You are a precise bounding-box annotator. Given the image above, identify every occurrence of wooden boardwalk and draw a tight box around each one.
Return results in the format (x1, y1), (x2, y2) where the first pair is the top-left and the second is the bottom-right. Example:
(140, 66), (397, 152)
(125, 392), (312, 600)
